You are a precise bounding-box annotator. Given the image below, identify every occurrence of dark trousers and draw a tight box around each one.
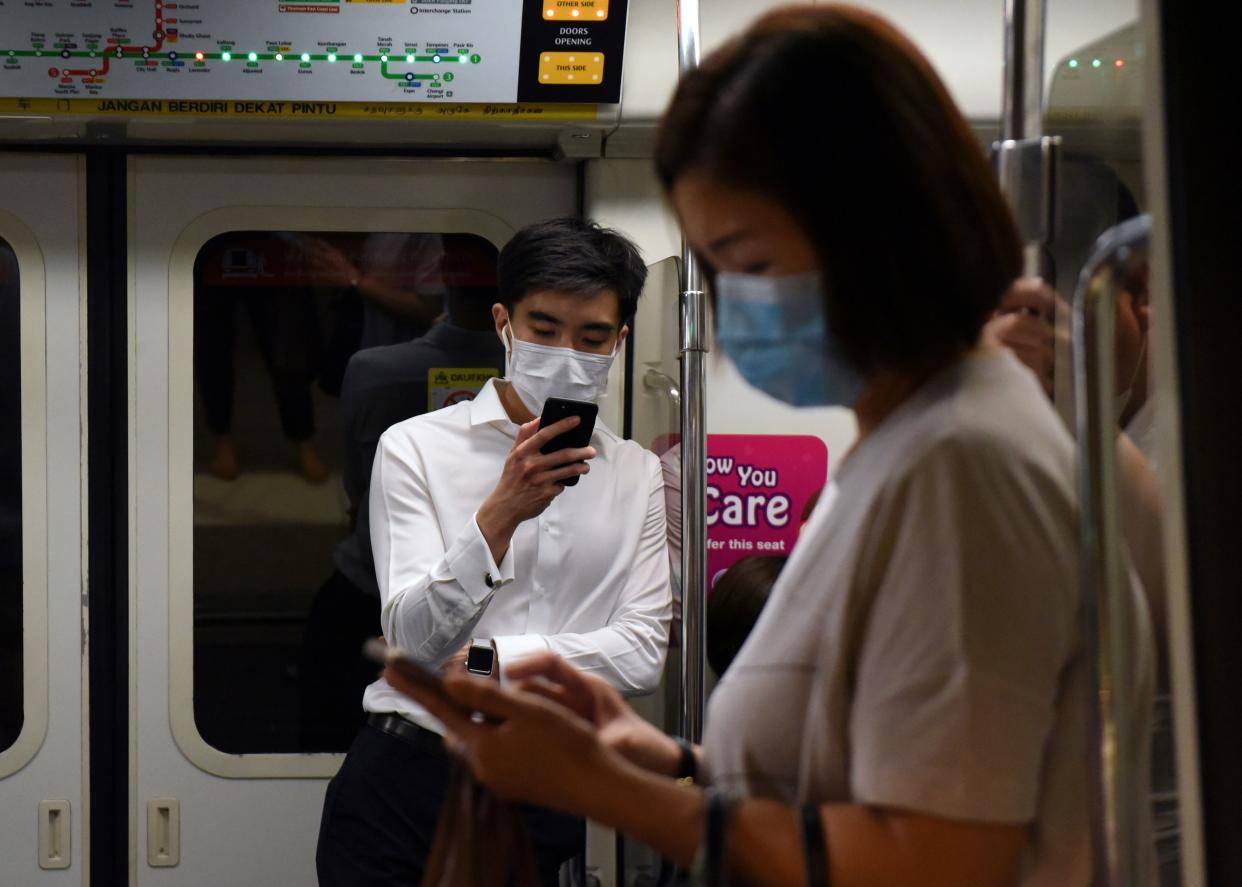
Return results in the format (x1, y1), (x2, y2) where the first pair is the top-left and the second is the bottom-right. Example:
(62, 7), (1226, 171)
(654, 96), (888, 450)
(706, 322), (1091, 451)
(298, 570), (380, 752)
(194, 286), (319, 441)
(317, 721), (584, 887)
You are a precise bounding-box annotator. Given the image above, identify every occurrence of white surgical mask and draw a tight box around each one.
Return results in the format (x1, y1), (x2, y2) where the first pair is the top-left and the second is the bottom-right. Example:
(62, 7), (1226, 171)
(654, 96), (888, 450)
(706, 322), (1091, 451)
(501, 322), (616, 414)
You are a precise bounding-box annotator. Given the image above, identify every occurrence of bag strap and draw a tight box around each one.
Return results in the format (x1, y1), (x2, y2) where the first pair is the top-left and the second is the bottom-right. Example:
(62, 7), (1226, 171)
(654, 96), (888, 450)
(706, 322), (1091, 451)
(800, 804), (831, 887)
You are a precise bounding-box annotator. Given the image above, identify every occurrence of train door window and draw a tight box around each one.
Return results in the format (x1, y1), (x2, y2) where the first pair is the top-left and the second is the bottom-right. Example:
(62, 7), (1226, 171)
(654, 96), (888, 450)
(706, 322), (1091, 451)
(0, 237), (21, 756)
(190, 230), (502, 755)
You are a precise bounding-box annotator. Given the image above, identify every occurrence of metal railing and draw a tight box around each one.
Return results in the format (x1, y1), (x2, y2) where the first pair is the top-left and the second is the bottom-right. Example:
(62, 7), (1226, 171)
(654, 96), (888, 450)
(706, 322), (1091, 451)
(1073, 214), (1153, 887)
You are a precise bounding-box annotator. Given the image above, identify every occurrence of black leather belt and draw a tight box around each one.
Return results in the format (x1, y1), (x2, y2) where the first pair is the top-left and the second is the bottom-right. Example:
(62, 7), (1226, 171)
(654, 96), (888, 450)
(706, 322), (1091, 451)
(366, 712), (447, 757)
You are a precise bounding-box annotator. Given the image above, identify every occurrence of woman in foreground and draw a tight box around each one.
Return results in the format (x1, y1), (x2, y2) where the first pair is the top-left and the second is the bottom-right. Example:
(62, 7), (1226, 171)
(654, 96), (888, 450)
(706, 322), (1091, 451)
(388, 6), (1154, 886)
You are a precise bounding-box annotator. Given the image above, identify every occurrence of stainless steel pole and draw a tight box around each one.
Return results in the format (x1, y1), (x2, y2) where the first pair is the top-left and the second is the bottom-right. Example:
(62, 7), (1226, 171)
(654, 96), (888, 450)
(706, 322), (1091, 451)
(999, 0), (1054, 280)
(1002, 0), (1046, 142)
(675, 0), (708, 743)
(1073, 216), (1153, 887)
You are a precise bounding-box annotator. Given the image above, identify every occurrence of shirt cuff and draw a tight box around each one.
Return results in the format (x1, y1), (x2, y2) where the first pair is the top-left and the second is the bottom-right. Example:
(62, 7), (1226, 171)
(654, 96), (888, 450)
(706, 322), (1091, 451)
(492, 634), (550, 684)
(444, 513), (516, 605)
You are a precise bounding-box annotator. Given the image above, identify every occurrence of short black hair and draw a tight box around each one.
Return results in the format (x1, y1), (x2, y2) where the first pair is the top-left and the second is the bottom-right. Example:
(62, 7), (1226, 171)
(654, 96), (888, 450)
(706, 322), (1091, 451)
(497, 218), (647, 327)
(655, 7), (1022, 375)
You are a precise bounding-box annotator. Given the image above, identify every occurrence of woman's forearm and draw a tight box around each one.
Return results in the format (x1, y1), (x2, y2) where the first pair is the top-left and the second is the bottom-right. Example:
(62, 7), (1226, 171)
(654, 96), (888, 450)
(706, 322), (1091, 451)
(570, 752), (1025, 887)
(571, 748), (706, 866)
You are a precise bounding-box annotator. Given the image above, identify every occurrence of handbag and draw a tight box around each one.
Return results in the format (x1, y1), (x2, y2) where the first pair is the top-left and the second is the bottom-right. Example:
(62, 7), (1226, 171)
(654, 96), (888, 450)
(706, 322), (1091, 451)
(422, 761), (540, 887)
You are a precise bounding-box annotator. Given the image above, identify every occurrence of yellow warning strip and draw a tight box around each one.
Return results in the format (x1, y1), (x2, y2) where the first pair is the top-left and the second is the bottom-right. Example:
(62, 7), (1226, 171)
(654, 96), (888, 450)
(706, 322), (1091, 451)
(0, 97), (600, 121)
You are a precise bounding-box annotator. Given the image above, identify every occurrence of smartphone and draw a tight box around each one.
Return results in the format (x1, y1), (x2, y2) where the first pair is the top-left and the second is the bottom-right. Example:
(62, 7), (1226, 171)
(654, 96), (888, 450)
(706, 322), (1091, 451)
(539, 397), (598, 487)
(362, 638), (453, 707)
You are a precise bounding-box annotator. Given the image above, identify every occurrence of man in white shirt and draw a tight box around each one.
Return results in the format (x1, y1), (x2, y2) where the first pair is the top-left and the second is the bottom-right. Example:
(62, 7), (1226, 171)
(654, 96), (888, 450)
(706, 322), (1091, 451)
(316, 218), (672, 887)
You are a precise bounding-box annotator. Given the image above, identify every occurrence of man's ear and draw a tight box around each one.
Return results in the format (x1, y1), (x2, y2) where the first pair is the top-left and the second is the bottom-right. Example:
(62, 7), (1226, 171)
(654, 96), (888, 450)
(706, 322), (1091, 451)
(492, 303), (509, 340)
(616, 324), (630, 351)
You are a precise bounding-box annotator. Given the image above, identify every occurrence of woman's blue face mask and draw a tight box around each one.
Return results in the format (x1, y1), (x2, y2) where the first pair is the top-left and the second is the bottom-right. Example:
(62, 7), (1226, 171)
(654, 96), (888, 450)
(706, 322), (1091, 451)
(713, 271), (865, 408)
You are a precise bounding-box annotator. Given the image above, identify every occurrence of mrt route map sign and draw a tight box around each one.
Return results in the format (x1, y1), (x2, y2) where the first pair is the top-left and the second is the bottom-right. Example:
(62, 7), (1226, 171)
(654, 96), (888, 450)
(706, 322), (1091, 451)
(0, 0), (627, 115)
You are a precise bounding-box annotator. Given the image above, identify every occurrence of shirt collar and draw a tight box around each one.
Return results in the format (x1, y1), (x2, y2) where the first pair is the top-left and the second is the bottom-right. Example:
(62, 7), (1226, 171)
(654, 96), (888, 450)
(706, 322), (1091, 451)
(467, 378), (519, 431)
(466, 378), (620, 448)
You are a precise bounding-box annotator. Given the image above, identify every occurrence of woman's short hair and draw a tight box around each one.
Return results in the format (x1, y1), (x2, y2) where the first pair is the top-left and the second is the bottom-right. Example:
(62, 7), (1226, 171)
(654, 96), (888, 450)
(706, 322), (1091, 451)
(655, 5), (1022, 375)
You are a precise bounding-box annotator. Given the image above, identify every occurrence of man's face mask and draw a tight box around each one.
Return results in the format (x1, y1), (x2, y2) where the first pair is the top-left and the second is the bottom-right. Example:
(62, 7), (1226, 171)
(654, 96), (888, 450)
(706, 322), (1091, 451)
(500, 321), (617, 414)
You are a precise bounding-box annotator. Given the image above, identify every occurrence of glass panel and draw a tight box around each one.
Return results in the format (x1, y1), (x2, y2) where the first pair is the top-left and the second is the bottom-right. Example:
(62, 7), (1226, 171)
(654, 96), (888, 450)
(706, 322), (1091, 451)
(0, 237), (21, 754)
(1045, 9), (1179, 885)
(192, 230), (502, 754)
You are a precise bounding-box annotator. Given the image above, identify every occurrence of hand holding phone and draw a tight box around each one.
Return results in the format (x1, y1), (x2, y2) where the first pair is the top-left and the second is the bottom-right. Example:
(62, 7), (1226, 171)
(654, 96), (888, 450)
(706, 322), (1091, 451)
(538, 397), (598, 487)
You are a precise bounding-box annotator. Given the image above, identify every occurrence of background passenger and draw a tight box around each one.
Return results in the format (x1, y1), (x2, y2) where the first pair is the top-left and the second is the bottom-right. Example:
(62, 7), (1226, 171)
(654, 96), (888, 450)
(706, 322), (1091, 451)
(300, 232), (448, 353)
(384, 8), (1155, 886)
(298, 277), (505, 750)
(315, 218), (672, 887)
(706, 555), (784, 677)
(194, 234), (328, 482)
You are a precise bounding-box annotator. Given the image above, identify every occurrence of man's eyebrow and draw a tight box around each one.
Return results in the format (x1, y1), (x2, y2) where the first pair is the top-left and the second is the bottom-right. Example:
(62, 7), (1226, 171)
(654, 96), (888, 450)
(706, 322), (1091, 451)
(527, 310), (563, 325)
(581, 321), (618, 334)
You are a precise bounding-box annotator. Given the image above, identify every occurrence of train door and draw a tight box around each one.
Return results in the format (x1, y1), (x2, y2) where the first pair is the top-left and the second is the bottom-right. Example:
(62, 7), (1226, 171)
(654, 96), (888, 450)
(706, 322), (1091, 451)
(127, 155), (575, 884)
(0, 154), (86, 881)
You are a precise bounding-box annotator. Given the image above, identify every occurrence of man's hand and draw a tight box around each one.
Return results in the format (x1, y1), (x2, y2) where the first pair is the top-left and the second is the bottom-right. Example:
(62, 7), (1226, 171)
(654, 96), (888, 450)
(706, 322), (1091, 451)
(440, 643), (469, 676)
(301, 236), (361, 287)
(984, 277), (1056, 396)
(476, 416), (596, 563)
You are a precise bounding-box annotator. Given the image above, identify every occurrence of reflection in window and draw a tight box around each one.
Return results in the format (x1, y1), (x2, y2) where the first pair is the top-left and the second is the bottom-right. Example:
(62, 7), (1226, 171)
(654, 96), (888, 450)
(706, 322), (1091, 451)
(0, 238), (21, 754)
(192, 231), (503, 753)
(1047, 21), (1181, 887)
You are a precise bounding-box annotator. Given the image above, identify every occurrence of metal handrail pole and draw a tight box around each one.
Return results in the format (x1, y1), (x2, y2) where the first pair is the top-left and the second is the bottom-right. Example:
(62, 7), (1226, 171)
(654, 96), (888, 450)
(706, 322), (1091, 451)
(1072, 217), (1153, 887)
(675, 0), (708, 743)
(1000, 0), (1053, 279)
(1002, 0), (1046, 142)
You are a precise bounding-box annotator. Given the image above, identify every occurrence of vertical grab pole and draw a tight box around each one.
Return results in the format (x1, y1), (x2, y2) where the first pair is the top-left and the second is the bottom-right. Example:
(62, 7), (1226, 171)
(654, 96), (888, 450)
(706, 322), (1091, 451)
(675, 0), (708, 743)
(1073, 217), (1153, 887)
(999, 0), (1053, 280)
(1002, 0), (1045, 142)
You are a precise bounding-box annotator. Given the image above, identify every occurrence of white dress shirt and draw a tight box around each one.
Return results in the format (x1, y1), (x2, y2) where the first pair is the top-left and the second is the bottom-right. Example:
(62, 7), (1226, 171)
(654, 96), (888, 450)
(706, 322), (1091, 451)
(363, 378), (673, 731)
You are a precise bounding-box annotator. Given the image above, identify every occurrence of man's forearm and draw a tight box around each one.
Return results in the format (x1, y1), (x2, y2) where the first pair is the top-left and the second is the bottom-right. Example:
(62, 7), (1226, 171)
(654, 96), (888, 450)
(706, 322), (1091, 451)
(476, 500), (519, 564)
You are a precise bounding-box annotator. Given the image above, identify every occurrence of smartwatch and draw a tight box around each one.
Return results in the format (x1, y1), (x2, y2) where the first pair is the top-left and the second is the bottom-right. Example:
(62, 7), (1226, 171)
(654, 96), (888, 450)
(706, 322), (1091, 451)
(466, 639), (496, 677)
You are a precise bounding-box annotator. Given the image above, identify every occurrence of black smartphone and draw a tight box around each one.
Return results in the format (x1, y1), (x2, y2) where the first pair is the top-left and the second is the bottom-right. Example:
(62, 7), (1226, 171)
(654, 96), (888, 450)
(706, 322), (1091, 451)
(539, 396), (598, 487)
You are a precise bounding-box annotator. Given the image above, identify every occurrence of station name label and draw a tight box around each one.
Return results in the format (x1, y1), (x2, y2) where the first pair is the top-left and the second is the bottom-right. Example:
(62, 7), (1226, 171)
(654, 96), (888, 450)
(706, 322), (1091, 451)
(0, 96), (599, 119)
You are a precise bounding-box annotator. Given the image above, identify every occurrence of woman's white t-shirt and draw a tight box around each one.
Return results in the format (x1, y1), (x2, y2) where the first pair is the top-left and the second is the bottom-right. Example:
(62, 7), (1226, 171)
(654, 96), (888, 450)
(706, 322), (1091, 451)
(702, 349), (1154, 887)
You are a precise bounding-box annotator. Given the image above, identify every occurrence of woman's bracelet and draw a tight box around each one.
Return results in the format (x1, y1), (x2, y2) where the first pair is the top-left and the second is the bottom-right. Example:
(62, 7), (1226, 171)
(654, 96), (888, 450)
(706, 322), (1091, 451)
(800, 803), (831, 887)
(673, 736), (698, 784)
(690, 787), (737, 886)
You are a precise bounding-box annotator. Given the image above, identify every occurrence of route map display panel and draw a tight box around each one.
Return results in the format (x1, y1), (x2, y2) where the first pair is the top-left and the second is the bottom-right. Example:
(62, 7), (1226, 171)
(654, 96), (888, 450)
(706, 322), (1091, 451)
(0, 0), (626, 111)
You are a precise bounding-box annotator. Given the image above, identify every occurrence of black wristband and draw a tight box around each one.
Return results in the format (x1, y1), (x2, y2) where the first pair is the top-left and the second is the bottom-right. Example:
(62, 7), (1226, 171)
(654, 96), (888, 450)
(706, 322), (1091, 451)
(800, 804), (830, 887)
(674, 737), (698, 782)
(704, 789), (734, 887)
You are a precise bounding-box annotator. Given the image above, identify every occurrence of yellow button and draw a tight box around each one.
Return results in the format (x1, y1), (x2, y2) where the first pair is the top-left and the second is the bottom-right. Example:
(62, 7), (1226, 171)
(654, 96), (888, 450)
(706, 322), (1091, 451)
(538, 51), (605, 85)
(542, 0), (609, 21)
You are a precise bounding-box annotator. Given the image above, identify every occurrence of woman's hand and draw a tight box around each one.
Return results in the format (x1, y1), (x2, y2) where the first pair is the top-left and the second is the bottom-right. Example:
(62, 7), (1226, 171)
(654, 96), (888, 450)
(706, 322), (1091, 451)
(984, 277), (1056, 396)
(384, 665), (609, 813)
(506, 653), (685, 777)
